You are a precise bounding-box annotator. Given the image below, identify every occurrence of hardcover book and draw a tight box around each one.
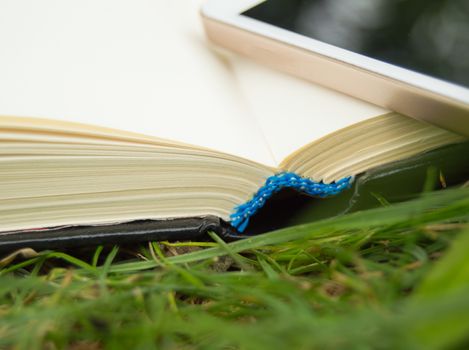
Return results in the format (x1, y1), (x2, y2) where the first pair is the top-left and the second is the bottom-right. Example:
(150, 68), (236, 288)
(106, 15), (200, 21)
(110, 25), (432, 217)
(0, 0), (466, 249)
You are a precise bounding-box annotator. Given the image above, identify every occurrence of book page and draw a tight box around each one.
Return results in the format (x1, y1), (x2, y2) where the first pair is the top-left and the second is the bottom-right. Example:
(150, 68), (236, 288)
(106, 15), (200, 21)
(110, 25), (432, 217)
(0, 0), (275, 167)
(231, 57), (388, 164)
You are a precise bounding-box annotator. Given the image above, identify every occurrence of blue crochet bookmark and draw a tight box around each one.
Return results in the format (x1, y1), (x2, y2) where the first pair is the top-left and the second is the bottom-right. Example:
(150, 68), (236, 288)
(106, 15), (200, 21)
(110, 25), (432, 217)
(230, 172), (353, 232)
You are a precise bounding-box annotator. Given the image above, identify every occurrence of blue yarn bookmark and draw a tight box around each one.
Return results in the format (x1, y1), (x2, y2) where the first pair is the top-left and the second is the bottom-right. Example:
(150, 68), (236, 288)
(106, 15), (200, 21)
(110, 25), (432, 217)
(230, 172), (353, 232)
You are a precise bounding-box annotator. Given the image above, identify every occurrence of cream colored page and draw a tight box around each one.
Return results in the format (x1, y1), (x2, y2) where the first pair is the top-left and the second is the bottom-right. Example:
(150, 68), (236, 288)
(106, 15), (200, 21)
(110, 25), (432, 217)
(231, 57), (388, 164)
(0, 0), (275, 166)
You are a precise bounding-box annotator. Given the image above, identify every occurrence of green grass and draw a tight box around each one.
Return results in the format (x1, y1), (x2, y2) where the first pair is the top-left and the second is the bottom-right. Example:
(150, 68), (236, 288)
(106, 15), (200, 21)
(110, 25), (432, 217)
(1, 186), (469, 349)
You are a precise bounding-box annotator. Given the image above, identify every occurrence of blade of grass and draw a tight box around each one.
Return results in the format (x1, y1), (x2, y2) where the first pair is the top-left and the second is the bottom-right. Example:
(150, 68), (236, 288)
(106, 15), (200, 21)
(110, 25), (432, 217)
(110, 187), (469, 272)
(406, 227), (469, 349)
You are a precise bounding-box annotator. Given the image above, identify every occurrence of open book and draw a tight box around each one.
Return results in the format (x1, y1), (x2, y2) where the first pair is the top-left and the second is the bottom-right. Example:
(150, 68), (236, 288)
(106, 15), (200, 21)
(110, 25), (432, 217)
(0, 0), (465, 246)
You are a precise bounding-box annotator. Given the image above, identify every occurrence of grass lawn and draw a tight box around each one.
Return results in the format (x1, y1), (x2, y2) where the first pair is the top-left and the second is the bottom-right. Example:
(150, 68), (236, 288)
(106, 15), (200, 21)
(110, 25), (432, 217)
(1, 185), (469, 349)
